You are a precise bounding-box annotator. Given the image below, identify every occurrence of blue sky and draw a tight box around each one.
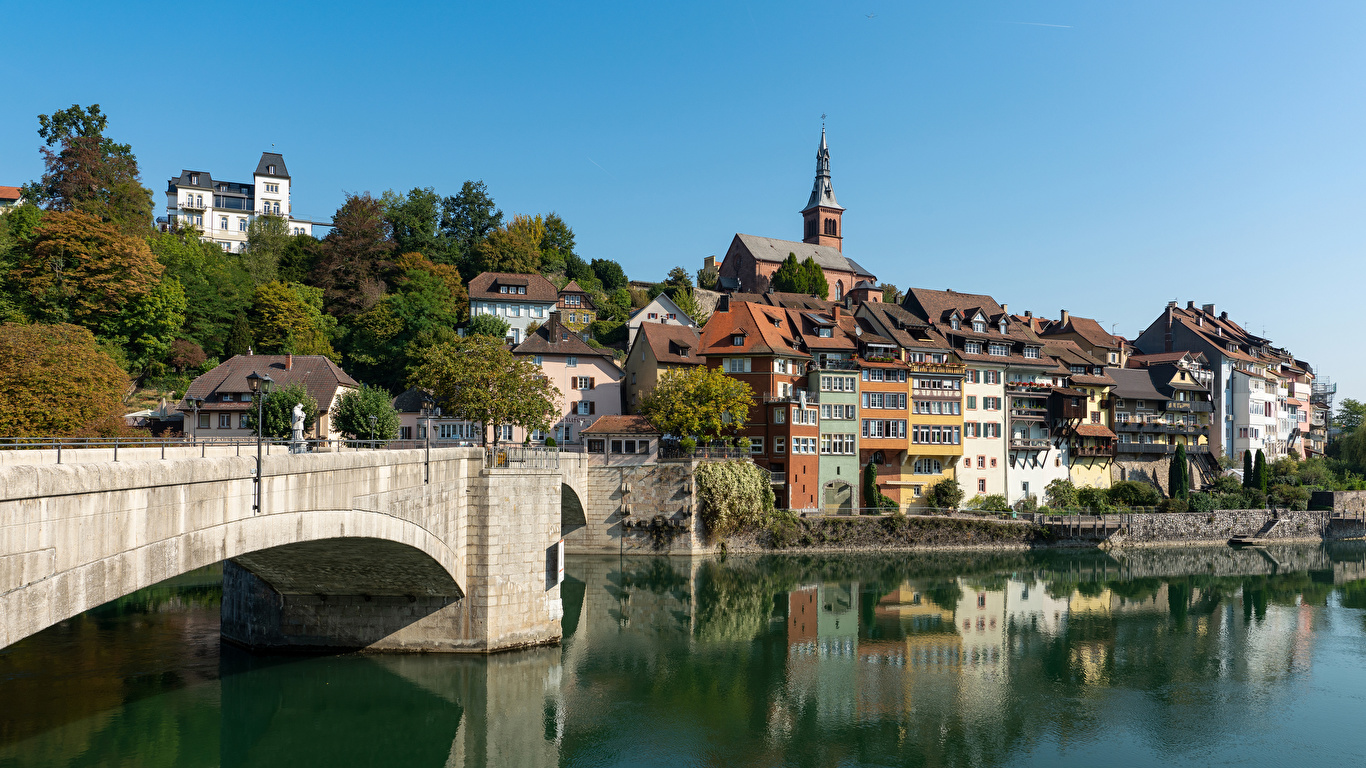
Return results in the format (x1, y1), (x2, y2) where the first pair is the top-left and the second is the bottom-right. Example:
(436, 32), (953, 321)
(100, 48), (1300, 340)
(2, 1), (1363, 401)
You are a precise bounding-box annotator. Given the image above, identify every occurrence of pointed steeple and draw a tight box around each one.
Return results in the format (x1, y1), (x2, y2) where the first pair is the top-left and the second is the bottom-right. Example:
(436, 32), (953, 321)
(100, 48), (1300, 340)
(803, 127), (843, 213)
(801, 126), (845, 251)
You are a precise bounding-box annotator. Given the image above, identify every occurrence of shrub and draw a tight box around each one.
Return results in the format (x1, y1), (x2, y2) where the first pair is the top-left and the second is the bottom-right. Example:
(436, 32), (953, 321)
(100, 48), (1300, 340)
(1158, 498), (1189, 514)
(1187, 492), (1217, 514)
(1244, 489), (1268, 509)
(1270, 483), (1311, 511)
(927, 478), (964, 510)
(1044, 479), (1078, 509)
(1213, 474), (1243, 493)
(972, 493), (1011, 512)
(1077, 486), (1114, 513)
(1109, 480), (1161, 507)
(545, 436), (557, 447)
(862, 459), (897, 513)
(588, 319), (627, 347)
(679, 437), (697, 451)
(695, 459), (776, 535)
(331, 384), (400, 440)
(1013, 495), (1038, 514)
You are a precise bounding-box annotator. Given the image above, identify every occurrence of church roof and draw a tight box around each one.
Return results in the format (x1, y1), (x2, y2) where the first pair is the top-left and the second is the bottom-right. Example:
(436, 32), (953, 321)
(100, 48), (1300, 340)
(730, 233), (875, 278)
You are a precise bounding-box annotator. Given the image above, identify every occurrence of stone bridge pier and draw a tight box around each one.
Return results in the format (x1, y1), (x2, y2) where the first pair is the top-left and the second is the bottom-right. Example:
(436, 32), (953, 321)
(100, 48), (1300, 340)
(0, 447), (571, 653)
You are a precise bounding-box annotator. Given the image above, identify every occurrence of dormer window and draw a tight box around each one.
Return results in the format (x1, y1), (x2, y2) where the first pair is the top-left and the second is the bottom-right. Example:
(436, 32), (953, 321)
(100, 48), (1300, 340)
(190, 174), (199, 185)
(972, 321), (985, 333)
(1023, 347), (1040, 359)
(267, 164), (276, 175)
(965, 342), (983, 355)
(950, 317), (960, 330)
(732, 335), (744, 346)
(1070, 365), (1085, 374)
(817, 327), (832, 338)
(998, 319), (1008, 334)
(988, 343), (1008, 356)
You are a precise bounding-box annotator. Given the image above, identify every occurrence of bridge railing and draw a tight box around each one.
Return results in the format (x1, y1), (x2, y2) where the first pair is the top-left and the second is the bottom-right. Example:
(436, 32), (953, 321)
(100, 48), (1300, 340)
(0, 435), (484, 464)
(482, 446), (561, 470)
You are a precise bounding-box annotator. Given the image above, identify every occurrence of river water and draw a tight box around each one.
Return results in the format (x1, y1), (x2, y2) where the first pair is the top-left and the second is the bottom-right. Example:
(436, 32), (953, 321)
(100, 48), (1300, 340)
(2, 545), (1366, 767)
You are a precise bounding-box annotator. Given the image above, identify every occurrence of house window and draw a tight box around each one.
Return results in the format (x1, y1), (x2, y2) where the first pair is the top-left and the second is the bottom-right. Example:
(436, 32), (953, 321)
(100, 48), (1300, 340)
(951, 317), (961, 330)
(267, 164), (276, 174)
(775, 437), (786, 453)
(732, 335), (744, 346)
(988, 343), (1008, 356)
(966, 396), (977, 409)
(667, 313), (676, 320)
(190, 174), (199, 185)
(218, 414), (232, 428)
(567, 356), (578, 367)
(750, 437), (764, 454)
(219, 216), (228, 229)
(575, 377), (594, 389)
(588, 439), (606, 454)
(198, 413), (210, 429)
(239, 414), (250, 428)
(978, 478), (987, 493)
(1024, 347), (1040, 359)
(977, 455), (986, 469)
(648, 313), (658, 319)
(972, 320), (985, 333)
(774, 408), (786, 424)
(723, 358), (751, 373)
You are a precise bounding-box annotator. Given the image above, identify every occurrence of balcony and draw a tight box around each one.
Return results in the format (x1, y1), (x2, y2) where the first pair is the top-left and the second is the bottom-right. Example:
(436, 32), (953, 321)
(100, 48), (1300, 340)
(1005, 382), (1053, 394)
(1164, 401), (1213, 413)
(908, 361), (965, 375)
(1010, 407), (1048, 421)
(181, 200), (208, 211)
(816, 359), (860, 371)
(1070, 445), (1116, 458)
(1009, 437), (1052, 450)
(770, 471), (786, 485)
(1117, 442), (1172, 455)
(763, 392), (815, 404)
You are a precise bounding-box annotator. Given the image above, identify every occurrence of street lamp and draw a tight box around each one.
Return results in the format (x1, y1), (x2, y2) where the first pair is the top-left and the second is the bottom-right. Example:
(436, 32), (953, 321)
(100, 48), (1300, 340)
(422, 403), (440, 483)
(246, 371), (273, 513)
(368, 414), (378, 448)
(189, 396), (204, 443)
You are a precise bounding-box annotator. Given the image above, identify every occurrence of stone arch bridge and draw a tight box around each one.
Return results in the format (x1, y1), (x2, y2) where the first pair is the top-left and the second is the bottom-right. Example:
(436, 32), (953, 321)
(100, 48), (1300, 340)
(0, 446), (590, 652)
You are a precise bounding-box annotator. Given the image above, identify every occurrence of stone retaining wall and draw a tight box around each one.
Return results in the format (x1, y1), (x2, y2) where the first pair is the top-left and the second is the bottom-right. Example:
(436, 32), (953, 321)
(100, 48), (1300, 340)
(1311, 490), (1366, 514)
(567, 462), (701, 555)
(1110, 510), (1332, 545)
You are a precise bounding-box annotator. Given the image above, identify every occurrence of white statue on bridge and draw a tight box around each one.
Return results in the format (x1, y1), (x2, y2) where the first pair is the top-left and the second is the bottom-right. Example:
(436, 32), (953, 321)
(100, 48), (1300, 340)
(291, 403), (306, 445)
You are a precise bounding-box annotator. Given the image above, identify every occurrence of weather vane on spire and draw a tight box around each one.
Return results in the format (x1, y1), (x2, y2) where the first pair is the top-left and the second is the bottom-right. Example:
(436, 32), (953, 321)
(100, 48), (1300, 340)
(821, 113), (827, 125)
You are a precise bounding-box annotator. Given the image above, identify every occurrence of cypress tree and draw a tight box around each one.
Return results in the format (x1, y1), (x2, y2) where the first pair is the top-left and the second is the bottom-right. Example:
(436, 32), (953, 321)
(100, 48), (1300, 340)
(1254, 449), (1268, 493)
(770, 253), (804, 293)
(800, 257), (828, 299)
(1170, 443), (1190, 499)
(862, 459), (882, 511)
(1243, 450), (1254, 488)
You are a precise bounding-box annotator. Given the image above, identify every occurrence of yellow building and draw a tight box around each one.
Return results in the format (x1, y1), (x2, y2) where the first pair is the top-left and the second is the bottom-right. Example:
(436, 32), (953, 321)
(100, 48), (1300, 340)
(1045, 340), (1117, 490)
(557, 280), (597, 334)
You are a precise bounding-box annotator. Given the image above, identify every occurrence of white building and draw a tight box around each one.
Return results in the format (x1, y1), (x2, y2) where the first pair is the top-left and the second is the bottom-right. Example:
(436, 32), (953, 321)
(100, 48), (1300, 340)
(627, 292), (696, 346)
(162, 152), (317, 253)
(466, 272), (560, 345)
(0, 186), (23, 213)
(1232, 367), (1278, 460)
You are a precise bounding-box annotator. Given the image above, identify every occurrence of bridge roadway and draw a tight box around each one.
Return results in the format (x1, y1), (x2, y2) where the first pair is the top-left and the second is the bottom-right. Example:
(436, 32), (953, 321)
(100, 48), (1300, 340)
(0, 446), (590, 652)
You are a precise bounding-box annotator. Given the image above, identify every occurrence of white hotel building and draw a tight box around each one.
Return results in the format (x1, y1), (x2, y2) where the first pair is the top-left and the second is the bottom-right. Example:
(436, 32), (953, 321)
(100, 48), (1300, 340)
(163, 152), (318, 252)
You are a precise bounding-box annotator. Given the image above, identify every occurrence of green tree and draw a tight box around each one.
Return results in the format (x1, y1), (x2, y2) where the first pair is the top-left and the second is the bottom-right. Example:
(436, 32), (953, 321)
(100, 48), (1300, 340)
(382, 187), (448, 262)
(23, 104), (153, 235)
(330, 384), (400, 440)
(591, 258), (628, 291)
(278, 233), (325, 284)
(441, 180), (503, 277)
(1170, 443), (1190, 499)
(467, 313), (511, 338)
(0, 323), (128, 436)
(251, 281), (336, 358)
(409, 336), (561, 445)
(311, 193), (395, 317)
(1335, 398), (1366, 436)
(862, 460), (896, 511)
(638, 365), (754, 440)
(1254, 449), (1268, 493)
(671, 288), (708, 327)
(878, 283), (901, 304)
(472, 216), (542, 276)
(769, 253), (805, 293)
(540, 213), (576, 275)
(152, 228), (253, 357)
(1108, 480), (1160, 507)
(243, 381), (319, 439)
(1077, 486), (1114, 512)
(243, 214), (291, 284)
(225, 313), (253, 357)
(927, 478), (964, 510)
(1044, 478), (1079, 509)
(800, 257), (829, 299)
(1243, 450), (1254, 488)
(696, 263), (719, 291)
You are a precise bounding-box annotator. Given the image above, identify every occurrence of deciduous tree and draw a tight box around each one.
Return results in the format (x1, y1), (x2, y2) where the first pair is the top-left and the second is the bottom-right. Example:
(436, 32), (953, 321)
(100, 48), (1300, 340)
(466, 313), (511, 338)
(473, 216), (542, 275)
(383, 187), (449, 262)
(243, 214), (291, 284)
(251, 281), (336, 358)
(1335, 398), (1366, 436)
(23, 104), (153, 235)
(441, 180), (502, 277)
(311, 193), (394, 317)
(1044, 478), (1079, 509)
(409, 335), (561, 445)
(152, 228), (252, 357)
(638, 365), (753, 440)
(591, 258), (627, 291)
(0, 323), (127, 436)
(331, 384), (400, 440)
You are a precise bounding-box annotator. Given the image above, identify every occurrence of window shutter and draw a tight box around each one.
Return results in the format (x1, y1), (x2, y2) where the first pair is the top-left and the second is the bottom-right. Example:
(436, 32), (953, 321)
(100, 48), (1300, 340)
(589, 377), (595, 389)
(589, 401), (596, 414)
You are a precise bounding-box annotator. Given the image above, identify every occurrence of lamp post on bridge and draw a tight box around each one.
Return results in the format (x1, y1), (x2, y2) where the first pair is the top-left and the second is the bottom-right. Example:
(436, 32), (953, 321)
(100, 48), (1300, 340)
(368, 414), (378, 449)
(188, 396), (204, 445)
(246, 371), (273, 514)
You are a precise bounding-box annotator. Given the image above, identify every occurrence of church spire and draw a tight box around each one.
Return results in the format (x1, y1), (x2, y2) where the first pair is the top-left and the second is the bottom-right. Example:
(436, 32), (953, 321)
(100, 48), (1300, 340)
(801, 126), (844, 251)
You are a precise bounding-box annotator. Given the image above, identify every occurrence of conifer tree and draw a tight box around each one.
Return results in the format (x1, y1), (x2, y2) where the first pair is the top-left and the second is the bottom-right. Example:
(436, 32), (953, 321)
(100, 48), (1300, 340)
(1254, 449), (1268, 493)
(1170, 443), (1189, 499)
(1243, 450), (1254, 488)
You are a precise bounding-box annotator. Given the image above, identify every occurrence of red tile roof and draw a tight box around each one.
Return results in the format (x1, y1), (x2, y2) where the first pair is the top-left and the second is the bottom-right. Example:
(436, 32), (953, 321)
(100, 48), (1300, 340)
(180, 355), (358, 412)
(1075, 424), (1116, 439)
(581, 415), (660, 435)
(467, 272), (559, 303)
(636, 321), (704, 366)
(0, 186), (21, 201)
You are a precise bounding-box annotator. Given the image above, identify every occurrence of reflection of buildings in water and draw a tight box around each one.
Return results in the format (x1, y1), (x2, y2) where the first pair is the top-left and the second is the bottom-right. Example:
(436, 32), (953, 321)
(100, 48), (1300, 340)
(954, 580), (1006, 675)
(1006, 579), (1069, 637)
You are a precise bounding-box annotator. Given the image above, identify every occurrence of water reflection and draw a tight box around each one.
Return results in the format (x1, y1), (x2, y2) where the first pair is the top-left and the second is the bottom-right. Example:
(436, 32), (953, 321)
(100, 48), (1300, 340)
(2, 544), (1366, 766)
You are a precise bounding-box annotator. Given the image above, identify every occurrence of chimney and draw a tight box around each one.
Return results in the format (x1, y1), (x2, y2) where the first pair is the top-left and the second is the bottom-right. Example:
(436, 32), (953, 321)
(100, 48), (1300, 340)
(1059, 309), (1069, 325)
(1202, 303), (1216, 316)
(286, 354), (293, 371)
(1166, 300), (1177, 309)
(1186, 300), (1196, 310)
(1024, 310), (1032, 318)
(717, 295), (731, 313)
(1164, 303), (1174, 353)
(832, 305), (840, 321)
(1219, 311), (1228, 321)
(704, 255), (716, 271)
(1001, 303), (1008, 315)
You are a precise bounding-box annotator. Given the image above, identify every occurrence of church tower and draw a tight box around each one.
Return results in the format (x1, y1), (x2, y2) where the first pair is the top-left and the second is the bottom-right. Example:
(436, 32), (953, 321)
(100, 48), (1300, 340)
(801, 127), (844, 251)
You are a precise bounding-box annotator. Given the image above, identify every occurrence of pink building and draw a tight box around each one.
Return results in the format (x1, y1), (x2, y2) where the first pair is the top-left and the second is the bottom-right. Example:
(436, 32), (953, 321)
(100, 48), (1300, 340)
(512, 312), (624, 445)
